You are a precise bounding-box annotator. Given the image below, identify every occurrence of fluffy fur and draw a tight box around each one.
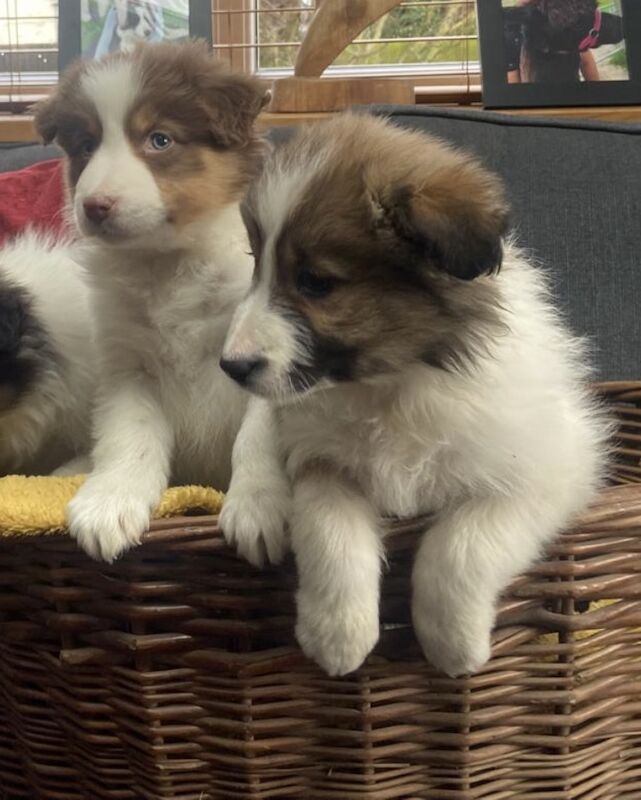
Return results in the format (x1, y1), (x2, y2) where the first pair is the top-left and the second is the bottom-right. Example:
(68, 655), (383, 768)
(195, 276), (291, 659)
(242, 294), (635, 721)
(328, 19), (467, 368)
(34, 42), (270, 562)
(220, 113), (611, 677)
(0, 233), (94, 475)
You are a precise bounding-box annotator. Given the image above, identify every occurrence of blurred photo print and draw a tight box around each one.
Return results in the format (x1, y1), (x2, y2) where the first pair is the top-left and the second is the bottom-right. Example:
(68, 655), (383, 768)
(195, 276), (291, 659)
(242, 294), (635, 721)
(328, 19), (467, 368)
(81, 0), (189, 57)
(478, 0), (641, 107)
(58, 0), (211, 70)
(502, 0), (628, 84)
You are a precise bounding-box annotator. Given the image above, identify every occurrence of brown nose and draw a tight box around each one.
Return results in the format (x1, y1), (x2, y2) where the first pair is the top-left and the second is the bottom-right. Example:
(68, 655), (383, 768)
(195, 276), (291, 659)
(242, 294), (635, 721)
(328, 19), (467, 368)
(83, 196), (115, 225)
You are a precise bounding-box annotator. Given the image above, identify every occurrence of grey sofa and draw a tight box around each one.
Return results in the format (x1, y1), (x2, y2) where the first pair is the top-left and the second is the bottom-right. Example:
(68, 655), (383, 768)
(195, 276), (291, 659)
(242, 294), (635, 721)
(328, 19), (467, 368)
(2, 105), (640, 379)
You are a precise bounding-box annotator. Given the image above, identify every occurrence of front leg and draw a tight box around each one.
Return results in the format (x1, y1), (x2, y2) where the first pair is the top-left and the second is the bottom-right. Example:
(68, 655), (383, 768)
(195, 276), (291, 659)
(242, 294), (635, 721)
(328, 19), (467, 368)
(292, 466), (382, 676)
(67, 373), (173, 562)
(219, 397), (291, 567)
(412, 495), (552, 677)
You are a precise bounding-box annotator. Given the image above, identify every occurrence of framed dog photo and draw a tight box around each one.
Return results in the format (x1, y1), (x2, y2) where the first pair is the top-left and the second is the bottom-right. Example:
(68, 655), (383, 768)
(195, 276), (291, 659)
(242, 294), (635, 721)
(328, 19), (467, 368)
(59, 0), (213, 72)
(477, 0), (641, 108)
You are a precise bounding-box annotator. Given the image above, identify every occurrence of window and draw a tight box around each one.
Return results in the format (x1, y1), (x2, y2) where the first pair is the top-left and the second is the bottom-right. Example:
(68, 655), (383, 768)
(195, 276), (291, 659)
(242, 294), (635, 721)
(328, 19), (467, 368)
(0, 1), (480, 113)
(0, 0), (57, 109)
(213, 1), (480, 102)
(254, 0), (477, 76)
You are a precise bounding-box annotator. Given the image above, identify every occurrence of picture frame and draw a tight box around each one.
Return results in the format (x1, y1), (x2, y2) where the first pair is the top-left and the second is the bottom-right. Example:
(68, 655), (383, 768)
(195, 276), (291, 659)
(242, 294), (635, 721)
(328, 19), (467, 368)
(477, 0), (641, 108)
(58, 0), (213, 73)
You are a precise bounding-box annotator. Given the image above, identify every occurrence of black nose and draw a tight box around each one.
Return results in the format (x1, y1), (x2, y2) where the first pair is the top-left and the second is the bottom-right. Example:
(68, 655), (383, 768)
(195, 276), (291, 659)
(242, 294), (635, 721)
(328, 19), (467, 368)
(220, 356), (266, 386)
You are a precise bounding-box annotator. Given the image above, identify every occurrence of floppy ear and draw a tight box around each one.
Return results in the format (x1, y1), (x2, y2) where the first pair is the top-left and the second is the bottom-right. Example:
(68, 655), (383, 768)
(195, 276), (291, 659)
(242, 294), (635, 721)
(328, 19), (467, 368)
(199, 66), (269, 149)
(32, 94), (59, 145)
(31, 58), (86, 146)
(373, 160), (510, 281)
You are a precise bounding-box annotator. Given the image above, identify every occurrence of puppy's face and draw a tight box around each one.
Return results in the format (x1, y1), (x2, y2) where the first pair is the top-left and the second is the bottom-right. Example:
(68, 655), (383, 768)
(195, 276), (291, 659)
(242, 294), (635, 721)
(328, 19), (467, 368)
(34, 42), (266, 249)
(221, 115), (508, 402)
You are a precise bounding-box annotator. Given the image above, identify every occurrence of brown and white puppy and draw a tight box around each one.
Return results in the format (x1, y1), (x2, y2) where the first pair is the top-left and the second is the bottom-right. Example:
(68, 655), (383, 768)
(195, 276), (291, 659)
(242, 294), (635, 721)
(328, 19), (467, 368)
(220, 113), (609, 677)
(33, 42), (289, 562)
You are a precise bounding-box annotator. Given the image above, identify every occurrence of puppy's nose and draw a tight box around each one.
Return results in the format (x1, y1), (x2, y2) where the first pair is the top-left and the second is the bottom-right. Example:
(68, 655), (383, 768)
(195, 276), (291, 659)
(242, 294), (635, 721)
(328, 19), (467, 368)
(220, 356), (266, 386)
(83, 196), (115, 225)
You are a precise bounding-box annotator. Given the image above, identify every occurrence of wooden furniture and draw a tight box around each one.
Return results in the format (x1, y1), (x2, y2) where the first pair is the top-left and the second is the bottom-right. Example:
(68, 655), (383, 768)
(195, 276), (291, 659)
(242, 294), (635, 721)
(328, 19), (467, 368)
(269, 0), (415, 112)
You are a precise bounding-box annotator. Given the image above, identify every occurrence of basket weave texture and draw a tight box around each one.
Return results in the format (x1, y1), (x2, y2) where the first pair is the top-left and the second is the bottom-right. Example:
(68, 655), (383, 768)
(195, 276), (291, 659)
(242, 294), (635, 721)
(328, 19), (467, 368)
(1, 381), (640, 800)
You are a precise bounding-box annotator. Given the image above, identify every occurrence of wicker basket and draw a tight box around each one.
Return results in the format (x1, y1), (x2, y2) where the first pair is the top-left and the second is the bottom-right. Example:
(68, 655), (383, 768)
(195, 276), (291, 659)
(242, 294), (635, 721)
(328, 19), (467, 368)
(1, 381), (641, 800)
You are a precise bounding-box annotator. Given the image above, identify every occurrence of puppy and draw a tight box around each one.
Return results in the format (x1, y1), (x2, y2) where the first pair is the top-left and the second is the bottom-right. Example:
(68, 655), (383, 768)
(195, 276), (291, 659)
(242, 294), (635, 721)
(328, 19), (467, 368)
(33, 42), (288, 562)
(220, 113), (610, 677)
(0, 233), (93, 475)
(518, 1), (624, 83)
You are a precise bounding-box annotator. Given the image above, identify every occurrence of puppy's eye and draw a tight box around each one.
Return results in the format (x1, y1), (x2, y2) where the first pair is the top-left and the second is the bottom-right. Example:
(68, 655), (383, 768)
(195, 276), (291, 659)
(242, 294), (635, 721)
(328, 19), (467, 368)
(296, 269), (337, 299)
(146, 131), (174, 152)
(80, 138), (97, 158)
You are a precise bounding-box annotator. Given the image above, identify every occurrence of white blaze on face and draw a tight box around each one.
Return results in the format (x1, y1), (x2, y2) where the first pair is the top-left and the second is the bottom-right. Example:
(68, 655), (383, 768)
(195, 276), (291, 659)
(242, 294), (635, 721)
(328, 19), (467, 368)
(75, 60), (167, 239)
(223, 284), (269, 360)
(223, 236), (310, 399)
(224, 151), (334, 398)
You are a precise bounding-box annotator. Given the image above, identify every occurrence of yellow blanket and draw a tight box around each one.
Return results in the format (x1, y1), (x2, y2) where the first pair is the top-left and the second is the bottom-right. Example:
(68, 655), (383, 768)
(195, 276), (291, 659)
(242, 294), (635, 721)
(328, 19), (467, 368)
(0, 475), (224, 536)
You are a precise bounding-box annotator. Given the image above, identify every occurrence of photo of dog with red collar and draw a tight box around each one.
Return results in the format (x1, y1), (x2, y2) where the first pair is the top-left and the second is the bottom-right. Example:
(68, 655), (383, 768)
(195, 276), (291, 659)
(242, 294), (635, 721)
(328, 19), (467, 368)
(503, 0), (627, 83)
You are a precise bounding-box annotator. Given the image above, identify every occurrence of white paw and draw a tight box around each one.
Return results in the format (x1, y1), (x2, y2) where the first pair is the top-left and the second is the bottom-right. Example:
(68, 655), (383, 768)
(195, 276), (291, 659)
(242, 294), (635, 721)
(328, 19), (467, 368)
(67, 477), (155, 562)
(295, 590), (379, 677)
(412, 594), (494, 677)
(219, 478), (290, 567)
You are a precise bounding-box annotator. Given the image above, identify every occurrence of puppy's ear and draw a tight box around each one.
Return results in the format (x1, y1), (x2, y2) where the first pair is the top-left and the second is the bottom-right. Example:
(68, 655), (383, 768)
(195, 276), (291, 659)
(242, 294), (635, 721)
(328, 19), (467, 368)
(372, 158), (509, 281)
(198, 64), (269, 149)
(32, 94), (59, 145)
(32, 59), (86, 146)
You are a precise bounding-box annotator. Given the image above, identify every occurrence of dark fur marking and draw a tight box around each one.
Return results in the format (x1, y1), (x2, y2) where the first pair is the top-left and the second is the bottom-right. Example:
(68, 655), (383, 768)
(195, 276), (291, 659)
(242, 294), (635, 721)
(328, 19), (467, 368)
(283, 309), (358, 389)
(380, 184), (506, 282)
(312, 334), (359, 382)
(0, 281), (56, 407)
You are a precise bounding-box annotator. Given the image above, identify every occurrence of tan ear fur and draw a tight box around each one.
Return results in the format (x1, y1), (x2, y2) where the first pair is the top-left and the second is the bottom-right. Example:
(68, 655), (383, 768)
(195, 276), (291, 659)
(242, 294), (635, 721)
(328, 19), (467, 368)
(375, 156), (510, 281)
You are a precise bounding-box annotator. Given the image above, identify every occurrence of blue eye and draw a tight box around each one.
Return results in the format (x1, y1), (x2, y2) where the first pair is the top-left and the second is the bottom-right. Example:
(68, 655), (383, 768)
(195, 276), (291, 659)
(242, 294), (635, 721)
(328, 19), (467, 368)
(296, 269), (337, 299)
(148, 131), (173, 151)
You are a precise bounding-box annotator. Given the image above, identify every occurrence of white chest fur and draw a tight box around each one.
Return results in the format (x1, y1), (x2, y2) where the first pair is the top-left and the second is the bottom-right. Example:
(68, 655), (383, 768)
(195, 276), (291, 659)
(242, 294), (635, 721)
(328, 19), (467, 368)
(280, 370), (472, 518)
(88, 230), (253, 488)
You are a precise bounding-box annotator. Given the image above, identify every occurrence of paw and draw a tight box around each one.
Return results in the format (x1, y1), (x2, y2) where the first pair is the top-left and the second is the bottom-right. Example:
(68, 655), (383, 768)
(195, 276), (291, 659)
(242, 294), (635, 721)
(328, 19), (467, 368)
(67, 477), (155, 562)
(295, 590), (379, 677)
(219, 478), (290, 567)
(412, 595), (493, 677)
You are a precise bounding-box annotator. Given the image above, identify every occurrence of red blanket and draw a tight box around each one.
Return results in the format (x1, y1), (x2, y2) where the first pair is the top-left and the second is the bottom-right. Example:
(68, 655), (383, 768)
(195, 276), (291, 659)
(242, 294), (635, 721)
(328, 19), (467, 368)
(0, 159), (68, 246)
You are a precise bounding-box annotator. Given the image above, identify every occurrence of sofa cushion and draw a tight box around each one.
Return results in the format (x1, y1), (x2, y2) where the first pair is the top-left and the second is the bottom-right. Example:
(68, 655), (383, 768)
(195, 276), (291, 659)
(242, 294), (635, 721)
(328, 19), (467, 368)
(0, 143), (62, 173)
(0, 159), (67, 246)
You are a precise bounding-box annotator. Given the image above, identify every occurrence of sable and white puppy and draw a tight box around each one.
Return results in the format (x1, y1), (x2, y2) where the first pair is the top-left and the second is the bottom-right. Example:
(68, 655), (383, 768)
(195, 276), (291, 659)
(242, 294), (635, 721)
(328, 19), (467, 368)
(220, 113), (610, 678)
(33, 42), (287, 562)
(0, 233), (94, 476)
